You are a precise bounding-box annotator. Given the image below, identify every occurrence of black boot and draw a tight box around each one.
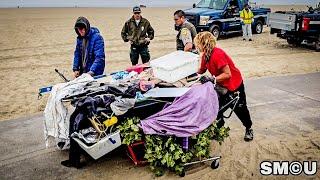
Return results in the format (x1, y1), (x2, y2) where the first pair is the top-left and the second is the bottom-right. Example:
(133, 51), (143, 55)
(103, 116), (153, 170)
(244, 128), (253, 141)
(61, 159), (83, 169)
(61, 138), (83, 168)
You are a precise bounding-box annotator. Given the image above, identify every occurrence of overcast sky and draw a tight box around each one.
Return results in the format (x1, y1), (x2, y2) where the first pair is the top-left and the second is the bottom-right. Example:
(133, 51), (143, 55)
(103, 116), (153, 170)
(0, 0), (319, 7)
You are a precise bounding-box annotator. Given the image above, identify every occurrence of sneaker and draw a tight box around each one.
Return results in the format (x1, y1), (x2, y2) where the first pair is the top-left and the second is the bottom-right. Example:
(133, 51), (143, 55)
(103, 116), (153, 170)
(243, 38), (246, 41)
(249, 39), (253, 41)
(244, 128), (253, 141)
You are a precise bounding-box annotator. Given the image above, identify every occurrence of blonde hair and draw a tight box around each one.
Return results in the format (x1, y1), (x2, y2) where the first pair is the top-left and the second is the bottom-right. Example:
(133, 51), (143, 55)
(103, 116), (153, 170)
(194, 32), (217, 61)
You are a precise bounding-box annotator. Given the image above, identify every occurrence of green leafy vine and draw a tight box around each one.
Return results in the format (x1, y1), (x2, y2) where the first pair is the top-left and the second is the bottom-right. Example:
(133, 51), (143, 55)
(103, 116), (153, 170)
(118, 118), (230, 177)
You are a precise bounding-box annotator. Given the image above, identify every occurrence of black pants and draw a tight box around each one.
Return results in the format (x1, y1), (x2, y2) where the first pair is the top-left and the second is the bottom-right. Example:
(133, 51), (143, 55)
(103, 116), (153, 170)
(217, 82), (252, 129)
(130, 45), (150, 65)
(67, 109), (91, 164)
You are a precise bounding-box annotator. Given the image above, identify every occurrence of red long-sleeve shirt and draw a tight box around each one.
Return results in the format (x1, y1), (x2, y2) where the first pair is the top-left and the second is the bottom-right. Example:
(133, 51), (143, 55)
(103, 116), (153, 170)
(198, 47), (243, 91)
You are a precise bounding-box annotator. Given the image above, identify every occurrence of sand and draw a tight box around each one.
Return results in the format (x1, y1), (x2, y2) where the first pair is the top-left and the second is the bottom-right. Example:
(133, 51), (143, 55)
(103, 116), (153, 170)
(0, 6), (319, 121)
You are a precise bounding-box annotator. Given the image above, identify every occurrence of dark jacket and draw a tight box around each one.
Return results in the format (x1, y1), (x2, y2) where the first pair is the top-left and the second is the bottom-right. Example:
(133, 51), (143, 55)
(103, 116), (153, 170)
(73, 17), (105, 76)
(121, 16), (154, 46)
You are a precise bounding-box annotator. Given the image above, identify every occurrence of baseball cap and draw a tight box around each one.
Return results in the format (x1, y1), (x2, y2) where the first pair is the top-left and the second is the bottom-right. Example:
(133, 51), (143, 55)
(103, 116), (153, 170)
(133, 6), (141, 13)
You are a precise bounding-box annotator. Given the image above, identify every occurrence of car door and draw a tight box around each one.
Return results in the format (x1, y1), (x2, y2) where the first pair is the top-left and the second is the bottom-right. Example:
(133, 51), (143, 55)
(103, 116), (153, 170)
(233, 10), (242, 31)
(224, 0), (242, 31)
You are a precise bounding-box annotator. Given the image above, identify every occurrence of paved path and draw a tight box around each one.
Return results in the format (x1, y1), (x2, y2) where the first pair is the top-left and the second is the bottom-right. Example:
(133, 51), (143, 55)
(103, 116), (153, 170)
(1, 73), (319, 179)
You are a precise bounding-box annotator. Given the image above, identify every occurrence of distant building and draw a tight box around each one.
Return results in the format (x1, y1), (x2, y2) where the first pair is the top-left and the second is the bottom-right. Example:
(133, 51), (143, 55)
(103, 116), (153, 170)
(140, 5), (147, 8)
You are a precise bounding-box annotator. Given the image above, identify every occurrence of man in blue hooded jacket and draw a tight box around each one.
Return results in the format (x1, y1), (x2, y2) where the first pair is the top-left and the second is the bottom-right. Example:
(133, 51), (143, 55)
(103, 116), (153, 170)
(73, 17), (105, 78)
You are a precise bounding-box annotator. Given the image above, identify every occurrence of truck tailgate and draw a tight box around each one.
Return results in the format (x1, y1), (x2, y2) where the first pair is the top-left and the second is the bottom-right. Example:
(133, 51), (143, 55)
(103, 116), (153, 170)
(268, 13), (297, 31)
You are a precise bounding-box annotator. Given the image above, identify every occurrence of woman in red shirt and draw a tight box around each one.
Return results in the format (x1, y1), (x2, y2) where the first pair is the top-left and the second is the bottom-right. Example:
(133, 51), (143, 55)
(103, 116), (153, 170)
(195, 31), (253, 141)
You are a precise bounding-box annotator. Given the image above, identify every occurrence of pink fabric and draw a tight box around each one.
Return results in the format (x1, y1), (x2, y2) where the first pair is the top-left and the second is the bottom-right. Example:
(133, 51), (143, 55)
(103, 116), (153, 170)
(139, 81), (155, 92)
(126, 64), (150, 74)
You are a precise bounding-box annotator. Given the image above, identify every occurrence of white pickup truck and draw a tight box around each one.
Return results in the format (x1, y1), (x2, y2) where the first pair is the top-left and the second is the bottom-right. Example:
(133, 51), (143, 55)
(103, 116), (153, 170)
(267, 5), (320, 51)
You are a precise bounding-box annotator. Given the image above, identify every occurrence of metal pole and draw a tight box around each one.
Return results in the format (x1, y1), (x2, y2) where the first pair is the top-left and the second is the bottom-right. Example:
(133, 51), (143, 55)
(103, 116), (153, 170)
(184, 156), (221, 166)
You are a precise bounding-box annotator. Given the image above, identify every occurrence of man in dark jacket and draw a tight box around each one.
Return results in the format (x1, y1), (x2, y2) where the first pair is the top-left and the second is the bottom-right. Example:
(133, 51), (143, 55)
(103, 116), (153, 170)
(121, 6), (154, 65)
(73, 17), (105, 78)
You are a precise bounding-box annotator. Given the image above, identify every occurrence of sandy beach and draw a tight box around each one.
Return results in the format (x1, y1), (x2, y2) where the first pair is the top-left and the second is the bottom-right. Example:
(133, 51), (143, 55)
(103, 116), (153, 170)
(0, 5), (319, 180)
(0, 5), (319, 121)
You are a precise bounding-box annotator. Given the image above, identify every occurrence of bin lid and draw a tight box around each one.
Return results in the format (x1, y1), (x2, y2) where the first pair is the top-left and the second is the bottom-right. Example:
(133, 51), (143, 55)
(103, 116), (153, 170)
(150, 51), (199, 71)
(144, 87), (190, 98)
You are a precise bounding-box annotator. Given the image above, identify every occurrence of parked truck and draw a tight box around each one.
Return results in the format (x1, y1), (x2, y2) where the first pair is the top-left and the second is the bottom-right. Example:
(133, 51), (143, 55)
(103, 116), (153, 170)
(268, 4), (320, 51)
(183, 0), (271, 39)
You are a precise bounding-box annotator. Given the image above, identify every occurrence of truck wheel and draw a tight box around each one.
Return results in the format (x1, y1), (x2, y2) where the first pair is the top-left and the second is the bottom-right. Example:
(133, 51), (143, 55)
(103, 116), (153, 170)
(287, 38), (302, 46)
(210, 25), (220, 39)
(316, 41), (320, 52)
(287, 38), (295, 45)
(295, 38), (303, 46)
(253, 20), (263, 34)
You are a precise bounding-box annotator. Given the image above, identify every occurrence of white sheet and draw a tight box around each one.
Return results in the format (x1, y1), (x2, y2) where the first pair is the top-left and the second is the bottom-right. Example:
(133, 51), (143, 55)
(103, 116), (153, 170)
(43, 73), (94, 149)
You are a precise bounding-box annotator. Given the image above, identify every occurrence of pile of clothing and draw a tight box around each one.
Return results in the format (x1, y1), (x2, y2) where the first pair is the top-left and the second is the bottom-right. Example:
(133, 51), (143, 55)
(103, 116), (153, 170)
(43, 64), (219, 149)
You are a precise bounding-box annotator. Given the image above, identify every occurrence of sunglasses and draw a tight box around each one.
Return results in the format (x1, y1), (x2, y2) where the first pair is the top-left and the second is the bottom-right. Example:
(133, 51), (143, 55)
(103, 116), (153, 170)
(174, 18), (180, 21)
(134, 12), (141, 15)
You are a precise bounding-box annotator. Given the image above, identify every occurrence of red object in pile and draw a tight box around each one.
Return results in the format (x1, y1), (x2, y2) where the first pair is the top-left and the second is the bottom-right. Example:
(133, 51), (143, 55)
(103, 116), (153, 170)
(126, 141), (148, 165)
(126, 64), (150, 74)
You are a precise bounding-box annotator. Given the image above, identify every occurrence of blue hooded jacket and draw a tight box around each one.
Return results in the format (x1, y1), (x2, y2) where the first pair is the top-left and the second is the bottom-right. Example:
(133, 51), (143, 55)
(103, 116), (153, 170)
(73, 17), (105, 75)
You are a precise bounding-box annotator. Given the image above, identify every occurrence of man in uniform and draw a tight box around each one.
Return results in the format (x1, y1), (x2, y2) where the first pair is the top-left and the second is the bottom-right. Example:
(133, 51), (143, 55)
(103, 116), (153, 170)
(121, 6), (154, 65)
(174, 10), (197, 52)
(240, 4), (254, 41)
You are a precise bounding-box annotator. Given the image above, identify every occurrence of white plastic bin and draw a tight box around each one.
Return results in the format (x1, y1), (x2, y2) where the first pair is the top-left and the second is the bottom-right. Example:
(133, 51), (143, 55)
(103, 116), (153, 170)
(150, 51), (199, 83)
(73, 130), (121, 160)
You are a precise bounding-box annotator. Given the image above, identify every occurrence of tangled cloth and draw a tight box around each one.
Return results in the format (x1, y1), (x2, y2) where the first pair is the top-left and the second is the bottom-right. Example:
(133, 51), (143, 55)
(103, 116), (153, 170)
(139, 82), (219, 137)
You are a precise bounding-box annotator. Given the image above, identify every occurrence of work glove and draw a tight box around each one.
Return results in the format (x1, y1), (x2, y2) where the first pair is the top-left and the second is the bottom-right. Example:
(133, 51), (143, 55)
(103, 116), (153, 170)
(199, 75), (216, 84)
(215, 85), (228, 96)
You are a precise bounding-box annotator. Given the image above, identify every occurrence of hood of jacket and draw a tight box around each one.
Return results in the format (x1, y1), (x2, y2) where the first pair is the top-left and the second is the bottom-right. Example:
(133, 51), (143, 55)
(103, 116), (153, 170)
(74, 16), (91, 37)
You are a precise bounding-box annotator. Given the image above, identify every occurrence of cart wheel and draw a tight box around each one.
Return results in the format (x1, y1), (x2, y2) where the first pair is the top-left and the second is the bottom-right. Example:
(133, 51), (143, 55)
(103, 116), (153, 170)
(211, 159), (220, 169)
(179, 169), (186, 177)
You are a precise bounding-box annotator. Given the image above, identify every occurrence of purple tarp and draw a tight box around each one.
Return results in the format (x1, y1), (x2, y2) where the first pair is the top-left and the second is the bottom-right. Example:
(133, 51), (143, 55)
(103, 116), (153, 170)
(139, 82), (219, 137)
